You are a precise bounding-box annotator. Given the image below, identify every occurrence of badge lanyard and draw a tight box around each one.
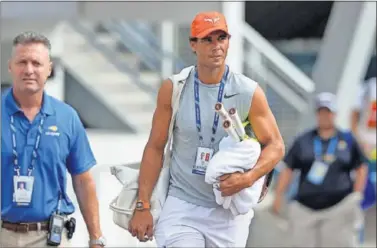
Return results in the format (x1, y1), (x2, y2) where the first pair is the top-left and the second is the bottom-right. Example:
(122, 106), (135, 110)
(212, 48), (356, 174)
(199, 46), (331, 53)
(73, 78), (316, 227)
(10, 114), (45, 177)
(194, 66), (229, 148)
(313, 136), (338, 164)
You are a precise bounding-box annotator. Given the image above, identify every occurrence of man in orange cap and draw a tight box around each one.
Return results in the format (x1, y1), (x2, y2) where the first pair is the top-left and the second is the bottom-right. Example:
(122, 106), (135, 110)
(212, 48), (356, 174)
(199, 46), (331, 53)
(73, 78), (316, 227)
(128, 11), (284, 247)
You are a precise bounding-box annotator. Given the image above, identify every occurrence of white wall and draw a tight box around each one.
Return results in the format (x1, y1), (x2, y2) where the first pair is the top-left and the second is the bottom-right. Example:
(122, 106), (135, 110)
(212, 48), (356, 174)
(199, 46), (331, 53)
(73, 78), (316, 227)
(1, 2), (78, 19)
(1, 1), (221, 24)
(79, 1), (221, 23)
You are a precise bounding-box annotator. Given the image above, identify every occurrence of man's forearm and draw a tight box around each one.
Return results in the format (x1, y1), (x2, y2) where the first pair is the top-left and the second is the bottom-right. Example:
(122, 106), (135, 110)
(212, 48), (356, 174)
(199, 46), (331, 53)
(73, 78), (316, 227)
(246, 140), (285, 186)
(354, 164), (368, 193)
(274, 166), (293, 196)
(73, 173), (102, 240)
(138, 145), (165, 202)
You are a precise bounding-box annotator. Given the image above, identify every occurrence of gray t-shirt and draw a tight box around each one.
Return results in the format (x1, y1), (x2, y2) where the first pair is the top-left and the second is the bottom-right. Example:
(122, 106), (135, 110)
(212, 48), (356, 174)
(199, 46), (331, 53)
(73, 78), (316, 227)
(168, 67), (258, 208)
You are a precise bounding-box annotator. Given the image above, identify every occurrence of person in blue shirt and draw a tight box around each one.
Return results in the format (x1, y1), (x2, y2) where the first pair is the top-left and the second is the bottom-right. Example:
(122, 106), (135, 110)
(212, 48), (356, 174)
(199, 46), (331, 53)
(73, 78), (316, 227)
(272, 92), (368, 247)
(1, 31), (106, 247)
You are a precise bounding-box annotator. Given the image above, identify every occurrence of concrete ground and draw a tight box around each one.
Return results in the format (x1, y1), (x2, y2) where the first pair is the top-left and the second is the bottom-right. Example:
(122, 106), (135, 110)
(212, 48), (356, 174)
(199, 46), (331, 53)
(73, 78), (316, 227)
(247, 194), (376, 248)
(65, 130), (376, 247)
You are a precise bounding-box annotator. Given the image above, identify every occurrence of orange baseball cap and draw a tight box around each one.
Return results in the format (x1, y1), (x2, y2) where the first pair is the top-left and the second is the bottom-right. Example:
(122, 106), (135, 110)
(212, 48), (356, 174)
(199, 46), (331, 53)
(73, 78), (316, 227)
(190, 11), (229, 38)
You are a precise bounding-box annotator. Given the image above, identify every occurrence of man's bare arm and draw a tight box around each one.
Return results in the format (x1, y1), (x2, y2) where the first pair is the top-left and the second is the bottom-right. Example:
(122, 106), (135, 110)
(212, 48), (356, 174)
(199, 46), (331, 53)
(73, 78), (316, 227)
(138, 79), (173, 202)
(245, 86), (285, 185)
(274, 166), (294, 197)
(72, 171), (102, 240)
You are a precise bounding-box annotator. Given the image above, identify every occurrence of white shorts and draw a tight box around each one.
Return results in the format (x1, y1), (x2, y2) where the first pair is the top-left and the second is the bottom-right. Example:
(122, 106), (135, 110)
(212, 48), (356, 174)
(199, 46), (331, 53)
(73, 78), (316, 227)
(154, 195), (253, 248)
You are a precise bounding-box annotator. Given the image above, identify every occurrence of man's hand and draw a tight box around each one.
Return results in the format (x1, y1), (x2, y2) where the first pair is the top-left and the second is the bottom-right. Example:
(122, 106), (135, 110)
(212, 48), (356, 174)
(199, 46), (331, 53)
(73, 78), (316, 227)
(128, 210), (154, 242)
(90, 245), (104, 248)
(218, 172), (250, 197)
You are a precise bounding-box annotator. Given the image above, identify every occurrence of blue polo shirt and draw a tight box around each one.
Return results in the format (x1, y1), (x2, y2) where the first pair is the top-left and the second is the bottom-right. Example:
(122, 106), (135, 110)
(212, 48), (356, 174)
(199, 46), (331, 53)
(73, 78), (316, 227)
(284, 128), (368, 210)
(1, 88), (96, 222)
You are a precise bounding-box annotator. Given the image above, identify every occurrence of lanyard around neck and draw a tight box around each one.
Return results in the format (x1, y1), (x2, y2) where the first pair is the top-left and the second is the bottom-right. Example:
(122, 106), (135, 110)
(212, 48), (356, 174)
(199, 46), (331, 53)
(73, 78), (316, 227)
(193, 66), (229, 147)
(313, 136), (338, 163)
(10, 114), (45, 176)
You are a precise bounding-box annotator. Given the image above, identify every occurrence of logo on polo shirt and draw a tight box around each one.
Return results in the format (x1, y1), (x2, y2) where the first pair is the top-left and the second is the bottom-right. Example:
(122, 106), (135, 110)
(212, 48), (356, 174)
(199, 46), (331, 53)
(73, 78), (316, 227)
(338, 140), (347, 151)
(45, 125), (60, 137)
(48, 126), (58, 132)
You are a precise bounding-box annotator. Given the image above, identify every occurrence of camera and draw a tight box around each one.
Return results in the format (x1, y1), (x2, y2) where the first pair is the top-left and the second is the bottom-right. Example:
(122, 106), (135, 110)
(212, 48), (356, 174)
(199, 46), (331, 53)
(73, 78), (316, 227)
(65, 217), (76, 239)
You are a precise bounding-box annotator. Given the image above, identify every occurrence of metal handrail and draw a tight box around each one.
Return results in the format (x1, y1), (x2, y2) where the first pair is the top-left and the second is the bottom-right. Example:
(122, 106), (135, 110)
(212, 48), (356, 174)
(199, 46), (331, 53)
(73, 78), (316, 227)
(104, 21), (161, 72)
(121, 21), (187, 72)
(242, 22), (315, 96)
(69, 21), (157, 96)
(244, 60), (309, 113)
(118, 22), (163, 69)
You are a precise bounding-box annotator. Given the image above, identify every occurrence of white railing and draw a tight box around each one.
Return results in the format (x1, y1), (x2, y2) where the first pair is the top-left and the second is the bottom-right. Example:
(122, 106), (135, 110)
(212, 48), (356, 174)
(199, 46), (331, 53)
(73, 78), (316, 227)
(241, 22), (315, 95)
(240, 21), (316, 144)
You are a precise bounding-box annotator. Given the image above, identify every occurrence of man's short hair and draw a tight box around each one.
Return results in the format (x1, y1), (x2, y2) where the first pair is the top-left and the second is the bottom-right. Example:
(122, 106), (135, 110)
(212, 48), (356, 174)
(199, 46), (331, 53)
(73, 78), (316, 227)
(12, 31), (51, 57)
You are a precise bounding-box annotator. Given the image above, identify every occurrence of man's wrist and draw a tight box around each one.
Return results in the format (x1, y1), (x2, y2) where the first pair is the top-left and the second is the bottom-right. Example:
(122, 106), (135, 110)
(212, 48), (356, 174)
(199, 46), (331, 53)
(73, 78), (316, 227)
(89, 235), (106, 247)
(137, 192), (150, 203)
(89, 231), (103, 240)
(135, 200), (151, 211)
(243, 170), (257, 188)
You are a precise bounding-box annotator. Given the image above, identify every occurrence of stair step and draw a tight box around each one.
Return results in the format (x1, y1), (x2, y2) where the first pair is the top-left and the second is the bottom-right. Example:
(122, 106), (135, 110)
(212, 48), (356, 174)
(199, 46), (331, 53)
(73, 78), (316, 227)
(121, 103), (156, 113)
(89, 72), (133, 85)
(115, 108), (153, 132)
(116, 52), (140, 70)
(67, 54), (119, 72)
(61, 22), (160, 133)
(96, 81), (141, 93)
(110, 92), (154, 105)
(123, 111), (153, 125)
(140, 72), (161, 86)
(135, 123), (153, 133)
(96, 34), (117, 47)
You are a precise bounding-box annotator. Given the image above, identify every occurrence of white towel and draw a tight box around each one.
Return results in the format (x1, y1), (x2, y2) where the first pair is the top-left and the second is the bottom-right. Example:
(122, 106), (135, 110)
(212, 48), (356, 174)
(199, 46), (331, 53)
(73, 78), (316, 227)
(205, 135), (265, 216)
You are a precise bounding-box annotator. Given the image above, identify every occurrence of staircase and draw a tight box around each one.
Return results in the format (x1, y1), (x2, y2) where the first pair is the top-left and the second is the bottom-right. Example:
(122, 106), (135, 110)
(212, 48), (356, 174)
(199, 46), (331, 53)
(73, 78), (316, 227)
(60, 22), (157, 133)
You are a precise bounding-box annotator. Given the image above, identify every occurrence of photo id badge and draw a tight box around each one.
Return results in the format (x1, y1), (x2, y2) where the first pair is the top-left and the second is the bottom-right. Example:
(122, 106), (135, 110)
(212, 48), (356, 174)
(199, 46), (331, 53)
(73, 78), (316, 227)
(13, 176), (34, 207)
(306, 161), (329, 185)
(193, 147), (214, 175)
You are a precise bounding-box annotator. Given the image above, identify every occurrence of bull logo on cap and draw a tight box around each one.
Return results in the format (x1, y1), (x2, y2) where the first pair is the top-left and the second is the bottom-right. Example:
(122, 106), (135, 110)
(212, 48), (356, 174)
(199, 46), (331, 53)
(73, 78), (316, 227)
(204, 17), (220, 24)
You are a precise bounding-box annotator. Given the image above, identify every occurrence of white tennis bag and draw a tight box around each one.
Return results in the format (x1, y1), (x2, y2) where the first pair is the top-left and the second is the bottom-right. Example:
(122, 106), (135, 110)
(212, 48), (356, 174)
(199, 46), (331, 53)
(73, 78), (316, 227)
(109, 66), (194, 230)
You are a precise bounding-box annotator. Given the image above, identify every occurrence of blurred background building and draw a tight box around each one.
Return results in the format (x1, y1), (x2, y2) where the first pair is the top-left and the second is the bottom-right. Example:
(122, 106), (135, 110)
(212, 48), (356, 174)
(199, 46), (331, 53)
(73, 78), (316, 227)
(1, 1), (376, 247)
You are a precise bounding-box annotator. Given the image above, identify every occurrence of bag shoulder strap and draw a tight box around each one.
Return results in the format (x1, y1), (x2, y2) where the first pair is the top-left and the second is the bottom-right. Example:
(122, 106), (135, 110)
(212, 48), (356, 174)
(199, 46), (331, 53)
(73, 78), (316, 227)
(162, 66), (194, 168)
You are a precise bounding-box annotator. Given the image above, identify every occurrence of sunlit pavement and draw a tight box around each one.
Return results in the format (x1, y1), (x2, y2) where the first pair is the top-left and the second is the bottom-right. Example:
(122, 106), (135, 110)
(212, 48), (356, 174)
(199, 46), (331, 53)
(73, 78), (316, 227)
(64, 130), (376, 247)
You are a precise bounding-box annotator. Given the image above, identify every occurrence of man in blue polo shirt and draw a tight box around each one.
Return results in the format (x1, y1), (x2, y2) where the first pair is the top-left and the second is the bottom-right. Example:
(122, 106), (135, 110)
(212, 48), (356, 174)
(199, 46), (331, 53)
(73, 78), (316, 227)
(1, 32), (106, 247)
(272, 92), (368, 247)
